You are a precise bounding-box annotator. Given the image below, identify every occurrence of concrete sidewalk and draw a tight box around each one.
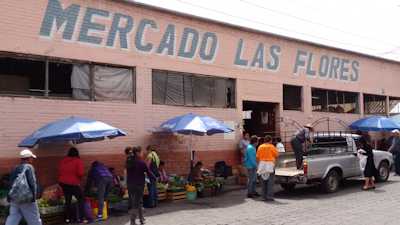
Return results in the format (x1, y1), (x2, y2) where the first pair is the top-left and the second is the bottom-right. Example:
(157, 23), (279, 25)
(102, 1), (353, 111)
(100, 175), (400, 225)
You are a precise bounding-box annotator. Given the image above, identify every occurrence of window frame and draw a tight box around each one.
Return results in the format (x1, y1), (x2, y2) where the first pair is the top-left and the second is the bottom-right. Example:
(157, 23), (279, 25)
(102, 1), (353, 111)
(389, 96), (400, 115)
(283, 84), (303, 111)
(363, 93), (387, 115)
(311, 87), (359, 114)
(0, 53), (136, 103)
(151, 69), (236, 109)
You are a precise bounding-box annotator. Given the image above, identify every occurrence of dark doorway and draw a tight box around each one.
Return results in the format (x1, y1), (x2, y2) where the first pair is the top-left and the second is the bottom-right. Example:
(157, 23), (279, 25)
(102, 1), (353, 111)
(243, 101), (278, 137)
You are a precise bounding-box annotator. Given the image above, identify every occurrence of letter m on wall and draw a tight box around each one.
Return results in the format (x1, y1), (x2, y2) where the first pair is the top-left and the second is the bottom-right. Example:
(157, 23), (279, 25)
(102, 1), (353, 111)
(39, 0), (80, 40)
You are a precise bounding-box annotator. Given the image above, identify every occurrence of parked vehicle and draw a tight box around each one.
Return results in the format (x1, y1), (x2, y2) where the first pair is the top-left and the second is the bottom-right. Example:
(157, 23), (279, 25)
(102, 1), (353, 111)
(275, 132), (393, 193)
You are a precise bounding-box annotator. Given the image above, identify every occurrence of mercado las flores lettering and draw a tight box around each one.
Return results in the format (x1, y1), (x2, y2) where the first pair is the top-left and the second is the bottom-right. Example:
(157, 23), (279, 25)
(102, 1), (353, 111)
(39, 0), (360, 82)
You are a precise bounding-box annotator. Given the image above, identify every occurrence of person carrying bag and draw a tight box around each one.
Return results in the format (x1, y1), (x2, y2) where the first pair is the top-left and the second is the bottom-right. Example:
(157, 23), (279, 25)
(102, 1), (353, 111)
(6, 149), (42, 225)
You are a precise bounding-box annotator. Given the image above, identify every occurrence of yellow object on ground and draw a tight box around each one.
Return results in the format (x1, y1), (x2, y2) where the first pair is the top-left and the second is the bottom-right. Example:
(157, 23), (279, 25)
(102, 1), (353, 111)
(93, 201), (108, 220)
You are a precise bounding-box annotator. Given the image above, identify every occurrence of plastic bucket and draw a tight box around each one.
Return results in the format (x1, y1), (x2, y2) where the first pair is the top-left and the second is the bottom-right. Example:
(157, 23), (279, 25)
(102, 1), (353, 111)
(186, 191), (197, 201)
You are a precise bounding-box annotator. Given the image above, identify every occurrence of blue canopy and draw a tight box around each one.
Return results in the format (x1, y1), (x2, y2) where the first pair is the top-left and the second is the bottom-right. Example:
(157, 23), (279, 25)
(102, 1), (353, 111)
(159, 113), (234, 135)
(349, 116), (400, 131)
(19, 116), (127, 147)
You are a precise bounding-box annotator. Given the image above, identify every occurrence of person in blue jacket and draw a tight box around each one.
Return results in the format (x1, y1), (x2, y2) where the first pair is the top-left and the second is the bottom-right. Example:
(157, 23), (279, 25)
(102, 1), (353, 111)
(243, 135), (259, 198)
(6, 149), (42, 225)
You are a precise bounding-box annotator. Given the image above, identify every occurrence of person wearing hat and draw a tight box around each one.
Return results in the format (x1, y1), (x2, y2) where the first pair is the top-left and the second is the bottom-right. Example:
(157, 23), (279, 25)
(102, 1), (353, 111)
(290, 124), (314, 170)
(5, 149), (42, 225)
(388, 129), (400, 175)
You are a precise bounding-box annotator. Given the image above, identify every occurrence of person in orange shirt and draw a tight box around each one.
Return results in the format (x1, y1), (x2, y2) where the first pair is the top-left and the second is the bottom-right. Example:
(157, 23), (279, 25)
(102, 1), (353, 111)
(256, 135), (279, 201)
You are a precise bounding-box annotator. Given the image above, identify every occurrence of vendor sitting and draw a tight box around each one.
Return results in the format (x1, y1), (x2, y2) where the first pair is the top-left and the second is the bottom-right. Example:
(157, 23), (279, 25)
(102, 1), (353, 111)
(109, 167), (123, 196)
(158, 161), (169, 183)
(189, 161), (204, 182)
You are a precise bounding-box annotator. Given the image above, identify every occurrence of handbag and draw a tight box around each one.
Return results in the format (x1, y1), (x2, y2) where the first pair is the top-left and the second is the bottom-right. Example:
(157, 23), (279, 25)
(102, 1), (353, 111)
(84, 198), (94, 222)
(357, 149), (367, 172)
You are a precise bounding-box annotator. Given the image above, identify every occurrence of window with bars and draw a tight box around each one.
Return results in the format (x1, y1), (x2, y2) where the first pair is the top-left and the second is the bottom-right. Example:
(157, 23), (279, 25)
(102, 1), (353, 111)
(152, 70), (236, 108)
(312, 88), (359, 114)
(363, 94), (386, 115)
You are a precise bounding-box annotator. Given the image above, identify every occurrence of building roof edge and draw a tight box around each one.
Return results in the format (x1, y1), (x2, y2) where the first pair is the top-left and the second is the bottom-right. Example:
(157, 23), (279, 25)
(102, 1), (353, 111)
(119, 0), (400, 65)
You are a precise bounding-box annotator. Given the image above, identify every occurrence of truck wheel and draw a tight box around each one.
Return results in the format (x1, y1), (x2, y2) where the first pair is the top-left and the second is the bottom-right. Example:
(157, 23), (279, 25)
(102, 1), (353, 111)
(321, 170), (341, 193)
(281, 183), (296, 192)
(375, 161), (390, 182)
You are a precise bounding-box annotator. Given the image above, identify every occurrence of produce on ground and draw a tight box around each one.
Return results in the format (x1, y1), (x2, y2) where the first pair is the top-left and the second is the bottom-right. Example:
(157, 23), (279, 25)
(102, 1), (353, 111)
(167, 176), (185, 192)
(157, 182), (168, 191)
(185, 184), (196, 192)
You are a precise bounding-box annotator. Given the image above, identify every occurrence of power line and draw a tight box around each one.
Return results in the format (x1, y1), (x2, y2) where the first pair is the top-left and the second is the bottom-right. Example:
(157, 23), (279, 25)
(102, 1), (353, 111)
(240, 0), (400, 48)
(381, 47), (400, 55)
(175, 0), (386, 53)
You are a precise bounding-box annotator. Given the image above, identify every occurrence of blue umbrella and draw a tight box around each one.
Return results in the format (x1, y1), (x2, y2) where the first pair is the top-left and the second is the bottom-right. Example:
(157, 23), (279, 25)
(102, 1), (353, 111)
(159, 113), (234, 135)
(19, 116), (127, 147)
(349, 115), (400, 131)
(159, 113), (234, 167)
(390, 114), (400, 125)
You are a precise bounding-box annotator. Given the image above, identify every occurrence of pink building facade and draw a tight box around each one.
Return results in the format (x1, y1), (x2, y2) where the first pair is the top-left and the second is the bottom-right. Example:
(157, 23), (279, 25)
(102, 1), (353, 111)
(1, 0), (400, 186)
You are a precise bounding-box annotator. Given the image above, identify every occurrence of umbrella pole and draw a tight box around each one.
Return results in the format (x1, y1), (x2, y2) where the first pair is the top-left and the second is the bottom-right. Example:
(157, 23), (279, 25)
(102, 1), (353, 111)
(190, 132), (193, 170)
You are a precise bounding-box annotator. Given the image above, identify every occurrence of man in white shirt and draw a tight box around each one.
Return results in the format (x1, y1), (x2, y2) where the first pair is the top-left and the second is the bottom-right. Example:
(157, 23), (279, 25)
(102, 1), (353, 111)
(275, 137), (285, 153)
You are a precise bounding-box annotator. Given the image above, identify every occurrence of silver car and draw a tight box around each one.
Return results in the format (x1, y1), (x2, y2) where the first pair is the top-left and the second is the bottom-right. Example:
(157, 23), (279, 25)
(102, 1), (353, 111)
(275, 133), (394, 193)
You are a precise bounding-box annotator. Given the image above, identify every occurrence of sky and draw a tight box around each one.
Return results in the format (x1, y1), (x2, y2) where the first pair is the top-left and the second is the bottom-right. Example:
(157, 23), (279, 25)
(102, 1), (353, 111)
(132, 0), (400, 62)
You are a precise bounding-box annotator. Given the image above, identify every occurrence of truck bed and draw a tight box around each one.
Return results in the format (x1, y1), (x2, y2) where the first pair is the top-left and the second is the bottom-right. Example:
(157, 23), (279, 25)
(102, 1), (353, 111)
(275, 167), (304, 177)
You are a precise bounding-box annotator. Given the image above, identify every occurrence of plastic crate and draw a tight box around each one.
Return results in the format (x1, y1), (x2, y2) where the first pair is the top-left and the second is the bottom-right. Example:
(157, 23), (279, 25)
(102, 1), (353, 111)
(167, 191), (186, 201)
(41, 212), (64, 225)
(157, 191), (167, 201)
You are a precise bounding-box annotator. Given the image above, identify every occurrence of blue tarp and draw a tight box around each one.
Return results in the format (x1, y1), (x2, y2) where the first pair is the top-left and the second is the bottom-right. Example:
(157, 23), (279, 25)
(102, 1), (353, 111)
(18, 116), (127, 147)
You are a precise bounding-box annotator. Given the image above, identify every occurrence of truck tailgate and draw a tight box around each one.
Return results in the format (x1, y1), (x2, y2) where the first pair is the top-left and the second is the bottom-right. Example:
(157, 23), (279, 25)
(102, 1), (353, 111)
(275, 167), (304, 176)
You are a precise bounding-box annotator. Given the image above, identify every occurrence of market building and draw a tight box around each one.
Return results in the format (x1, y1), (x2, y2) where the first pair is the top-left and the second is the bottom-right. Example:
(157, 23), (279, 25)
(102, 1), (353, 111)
(1, 0), (400, 186)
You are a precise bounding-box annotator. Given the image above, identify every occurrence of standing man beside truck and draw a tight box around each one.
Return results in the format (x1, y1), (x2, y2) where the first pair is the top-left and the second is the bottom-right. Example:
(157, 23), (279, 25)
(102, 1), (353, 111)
(257, 136), (279, 201)
(243, 135), (259, 198)
(290, 124), (314, 170)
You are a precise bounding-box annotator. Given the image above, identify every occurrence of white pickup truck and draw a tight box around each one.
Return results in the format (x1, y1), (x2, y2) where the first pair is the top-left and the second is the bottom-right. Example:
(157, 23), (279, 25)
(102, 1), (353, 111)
(275, 133), (394, 193)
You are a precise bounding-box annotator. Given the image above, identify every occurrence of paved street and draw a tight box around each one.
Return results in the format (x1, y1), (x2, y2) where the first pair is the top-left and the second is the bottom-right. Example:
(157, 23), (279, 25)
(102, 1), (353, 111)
(103, 174), (400, 225)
